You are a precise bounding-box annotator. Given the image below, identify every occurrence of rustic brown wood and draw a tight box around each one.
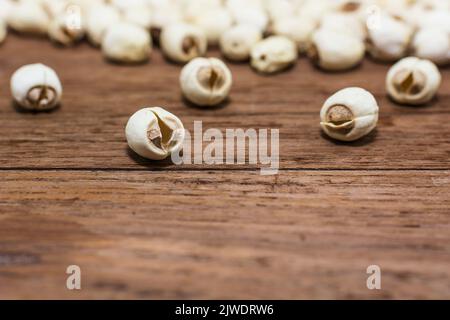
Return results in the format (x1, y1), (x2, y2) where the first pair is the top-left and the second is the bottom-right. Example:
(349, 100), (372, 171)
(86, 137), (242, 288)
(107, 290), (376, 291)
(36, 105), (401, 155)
(1, 111), (450, 170)
(0, 36), (449, 299)
(0, 171), (449, 299)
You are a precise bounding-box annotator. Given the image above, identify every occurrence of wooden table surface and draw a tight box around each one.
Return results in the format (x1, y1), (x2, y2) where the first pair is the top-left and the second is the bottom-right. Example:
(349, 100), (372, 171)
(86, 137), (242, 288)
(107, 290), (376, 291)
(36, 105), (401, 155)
(0, 35), (449, 300)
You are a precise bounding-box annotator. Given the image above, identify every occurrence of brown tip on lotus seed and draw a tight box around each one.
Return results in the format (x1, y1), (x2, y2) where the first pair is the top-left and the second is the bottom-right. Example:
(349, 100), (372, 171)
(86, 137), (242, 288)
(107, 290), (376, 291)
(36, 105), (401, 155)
(26, 85), (56, 109)
(307, 44), (319, 65)
(182, 36), (199, 56)
(147, 111), (177, 151)
(147, 128), (163, 149)
(393, 69), (426, 95)
(364, 37), (374, 50)
(327, 105), (353, 124)
(341, 2), (361, 12)
(323, 105), (355, 132)
(61, 24), (77, 39)
(197, 66), (225, 91)
(151, 27), (161, 44)
(61, 26), (70, 38)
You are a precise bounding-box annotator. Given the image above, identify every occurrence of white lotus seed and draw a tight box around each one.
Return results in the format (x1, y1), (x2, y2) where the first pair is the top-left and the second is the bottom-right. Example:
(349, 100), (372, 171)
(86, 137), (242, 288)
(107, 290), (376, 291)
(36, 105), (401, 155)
(125, 107), (185, 160)
(386, 57), (441, 105)
(416, 0), (450, 11)
(180, 57), (232, 107)
(110, 0), (148, 12)
(160, 23), (207, 64)
(86, 4), (121, 47)
(7, 1), (50, 35)
(10, 63), (63, 111)
(265, 0), (296, 21)
(123, 5), (152, 30)
(296, 0), (335, 25)
(342, 0), (369, 17)
(250, 36), (298, 74)
(230, 6), (269, 33)
(0, 0), (14, 20)
(226, 0), (263, 13)
(191, 8), (232, 46)
(150, 3), (182, 43)
(417, 10), (450, 35)
(387, 0), (444, 29)
(335, 0), (366, 17)
(219, 24), (262, 62)
(0, 0), (14, 22)
(69, 0), (96, 15)
(366, 14), (413, 62)
(41, 0), (69, 19)
(48, 13), (85, 46)
(320, 87), (379, 142)
(102, 22), (152, 64)
(181, 0), (222, 23)
(412, 27), (450, 66)
(272, 17), (316, 54)
(319, 12), (366, 40)
(309, 29), (365, 71)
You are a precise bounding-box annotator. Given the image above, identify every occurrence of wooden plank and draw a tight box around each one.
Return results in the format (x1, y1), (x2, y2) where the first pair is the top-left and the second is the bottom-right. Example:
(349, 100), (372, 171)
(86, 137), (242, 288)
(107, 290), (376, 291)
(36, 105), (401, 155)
(0, 111), (448, 170)
(0, 170), (449, 299)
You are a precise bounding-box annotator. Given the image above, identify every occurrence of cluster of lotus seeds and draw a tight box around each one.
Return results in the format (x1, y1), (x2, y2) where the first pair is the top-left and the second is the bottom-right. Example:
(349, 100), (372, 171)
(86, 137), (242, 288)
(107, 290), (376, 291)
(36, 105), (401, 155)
(1, 0), (448, 157)
(1, 0), (448, 68)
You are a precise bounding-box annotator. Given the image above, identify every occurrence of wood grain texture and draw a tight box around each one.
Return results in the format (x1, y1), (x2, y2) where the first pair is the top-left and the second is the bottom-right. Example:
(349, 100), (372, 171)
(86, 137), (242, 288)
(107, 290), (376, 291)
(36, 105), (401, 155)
(0, 36), (449, 299)
(0, 170), (449, 299)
